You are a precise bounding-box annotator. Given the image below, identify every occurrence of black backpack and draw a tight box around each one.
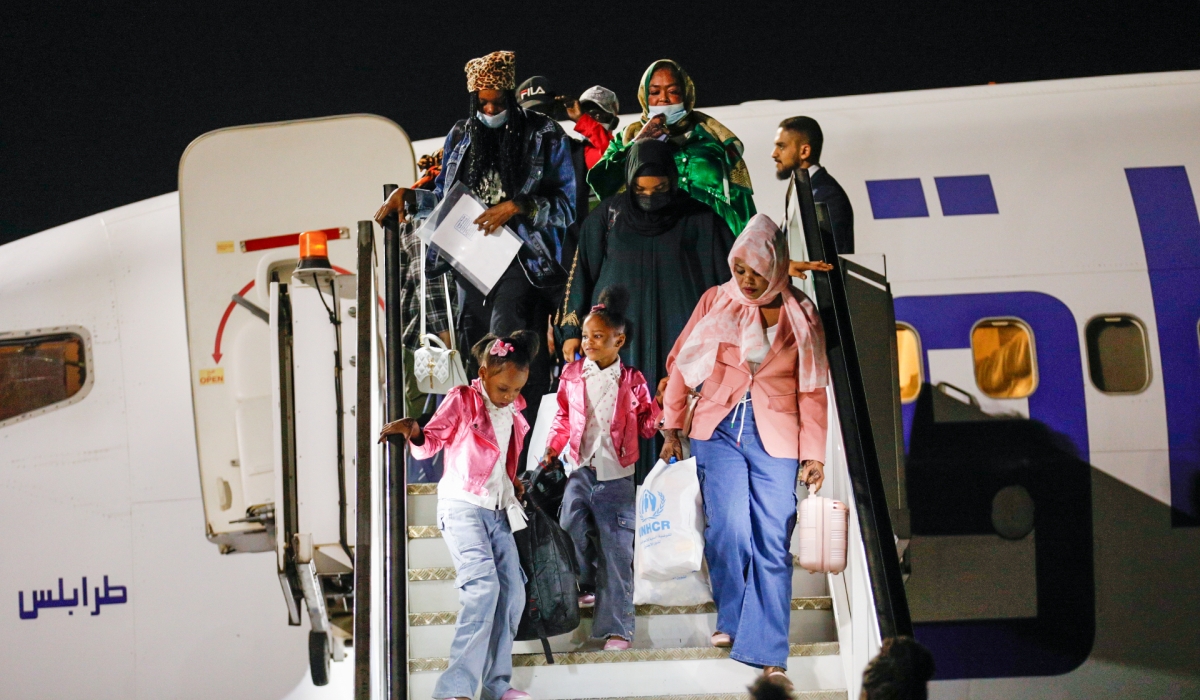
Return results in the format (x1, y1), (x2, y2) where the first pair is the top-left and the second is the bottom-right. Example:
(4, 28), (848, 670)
(524, 463), (568, 519)
(513, 496), (580, 663)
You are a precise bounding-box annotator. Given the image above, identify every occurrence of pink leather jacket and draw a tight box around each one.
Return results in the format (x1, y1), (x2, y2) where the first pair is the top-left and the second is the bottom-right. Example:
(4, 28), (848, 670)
(410, 379), (528, 497)
(663, 287), (828, 463)
(547, 360), (661, 468)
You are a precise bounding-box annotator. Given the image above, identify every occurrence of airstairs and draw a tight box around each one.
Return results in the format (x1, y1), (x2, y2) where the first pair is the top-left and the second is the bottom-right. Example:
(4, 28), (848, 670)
(375, 169), (912, 700)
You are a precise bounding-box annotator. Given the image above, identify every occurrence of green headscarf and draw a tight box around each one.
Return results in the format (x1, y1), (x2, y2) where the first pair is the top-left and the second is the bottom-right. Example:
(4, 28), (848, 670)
(620, 59), (752, 192)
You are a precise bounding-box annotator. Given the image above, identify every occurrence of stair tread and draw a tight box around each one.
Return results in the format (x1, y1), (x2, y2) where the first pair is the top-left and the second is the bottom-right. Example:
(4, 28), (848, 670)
(409, 641), (839, 672)
(572, 694), (847, 700)
(409, 597), (831, 625)
(407, 529), (819, 570)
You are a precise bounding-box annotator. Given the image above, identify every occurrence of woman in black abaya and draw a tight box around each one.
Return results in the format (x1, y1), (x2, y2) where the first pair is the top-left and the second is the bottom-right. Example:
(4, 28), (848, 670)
(558, 139), (735, 482)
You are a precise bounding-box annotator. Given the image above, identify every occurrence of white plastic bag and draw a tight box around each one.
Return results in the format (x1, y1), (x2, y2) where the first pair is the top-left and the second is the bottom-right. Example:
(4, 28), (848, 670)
(635, 458), (704, 581)
(633, 562), (713, 606)
(524, 393), (561, 473)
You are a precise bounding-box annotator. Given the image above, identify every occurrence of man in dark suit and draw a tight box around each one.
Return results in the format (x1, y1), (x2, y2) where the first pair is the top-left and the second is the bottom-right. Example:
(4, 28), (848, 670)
(772, 116), (855, 254)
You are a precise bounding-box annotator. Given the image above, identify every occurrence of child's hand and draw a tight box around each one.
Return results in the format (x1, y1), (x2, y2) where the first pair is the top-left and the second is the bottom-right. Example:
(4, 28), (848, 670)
(540, 446), (561, 470)
(378, 418), (420, 444)
(655, 377), (669, 407)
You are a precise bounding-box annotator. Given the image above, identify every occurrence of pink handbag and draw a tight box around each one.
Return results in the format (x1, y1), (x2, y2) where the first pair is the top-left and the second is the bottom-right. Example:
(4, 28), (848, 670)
(795, 485), (849, 574)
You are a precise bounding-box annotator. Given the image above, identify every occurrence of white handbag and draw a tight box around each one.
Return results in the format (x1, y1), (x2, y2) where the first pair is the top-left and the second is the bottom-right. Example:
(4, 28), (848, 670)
(412, 241), (468, 394)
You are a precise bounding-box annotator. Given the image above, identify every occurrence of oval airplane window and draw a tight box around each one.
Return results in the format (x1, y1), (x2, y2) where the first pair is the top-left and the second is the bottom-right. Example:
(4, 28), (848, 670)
(971, 318), (1037, 399)
(1085, 315), (1150, 394)
(896, 323), (923, 403)
(0, 328), (91, 425)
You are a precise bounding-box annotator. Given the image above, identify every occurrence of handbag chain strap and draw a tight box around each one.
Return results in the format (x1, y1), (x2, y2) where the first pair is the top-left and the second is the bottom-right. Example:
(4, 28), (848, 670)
(419, 238), (457, 352)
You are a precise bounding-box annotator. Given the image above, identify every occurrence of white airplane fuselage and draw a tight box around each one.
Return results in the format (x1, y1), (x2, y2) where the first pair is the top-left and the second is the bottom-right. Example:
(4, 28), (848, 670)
(2, 71), (1198, 699)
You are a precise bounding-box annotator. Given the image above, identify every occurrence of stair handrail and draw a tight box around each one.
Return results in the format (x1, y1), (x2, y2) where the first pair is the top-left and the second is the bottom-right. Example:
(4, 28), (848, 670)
(792, 170), (913, 640)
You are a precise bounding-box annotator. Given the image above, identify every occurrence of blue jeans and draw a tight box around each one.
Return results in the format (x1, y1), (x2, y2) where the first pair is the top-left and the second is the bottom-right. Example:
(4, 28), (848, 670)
(559, 467), (636, 640)
(692, 397), (799, 668)
(434, 501), (526, 700)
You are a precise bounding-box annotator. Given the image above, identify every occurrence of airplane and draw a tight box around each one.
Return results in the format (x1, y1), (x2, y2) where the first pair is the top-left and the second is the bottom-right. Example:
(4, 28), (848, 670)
(1, 68), (1197, 700)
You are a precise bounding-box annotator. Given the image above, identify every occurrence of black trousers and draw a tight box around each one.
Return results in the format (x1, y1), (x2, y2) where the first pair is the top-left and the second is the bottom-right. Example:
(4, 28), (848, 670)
(457, 259), (556, 469)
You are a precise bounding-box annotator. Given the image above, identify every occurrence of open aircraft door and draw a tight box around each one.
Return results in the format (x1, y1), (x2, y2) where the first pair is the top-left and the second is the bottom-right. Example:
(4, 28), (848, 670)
(179, 115), (414, 688)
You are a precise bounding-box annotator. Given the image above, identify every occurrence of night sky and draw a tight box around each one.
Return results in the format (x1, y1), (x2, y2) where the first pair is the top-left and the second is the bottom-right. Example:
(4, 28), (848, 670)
(3, 1), (1198, 246)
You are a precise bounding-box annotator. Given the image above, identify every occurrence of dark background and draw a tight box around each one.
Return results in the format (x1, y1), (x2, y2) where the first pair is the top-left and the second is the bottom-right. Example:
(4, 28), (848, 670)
(3, 1), (1198, 245)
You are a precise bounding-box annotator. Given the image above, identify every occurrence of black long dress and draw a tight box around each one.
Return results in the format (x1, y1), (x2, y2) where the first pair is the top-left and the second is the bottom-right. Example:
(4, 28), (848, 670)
(560, 143), (734, 482)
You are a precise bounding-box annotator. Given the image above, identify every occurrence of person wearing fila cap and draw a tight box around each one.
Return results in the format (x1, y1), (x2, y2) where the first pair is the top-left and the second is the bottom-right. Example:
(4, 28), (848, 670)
(517, 75), (562, 119)
(376, 50), (576, 478)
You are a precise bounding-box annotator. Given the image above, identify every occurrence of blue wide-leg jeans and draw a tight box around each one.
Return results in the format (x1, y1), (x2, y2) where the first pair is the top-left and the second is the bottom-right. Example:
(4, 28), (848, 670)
(433, 500), (526, 700)
(692, 398), (799, 669)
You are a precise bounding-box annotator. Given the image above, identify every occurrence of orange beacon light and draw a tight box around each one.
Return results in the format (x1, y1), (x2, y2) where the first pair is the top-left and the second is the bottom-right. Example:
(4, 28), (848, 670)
(294, 230), (336, 282)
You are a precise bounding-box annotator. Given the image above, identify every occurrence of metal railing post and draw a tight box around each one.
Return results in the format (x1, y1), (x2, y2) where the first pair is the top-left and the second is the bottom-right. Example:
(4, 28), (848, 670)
(381, 185), (408, 700)
(354, 220), (375, 699)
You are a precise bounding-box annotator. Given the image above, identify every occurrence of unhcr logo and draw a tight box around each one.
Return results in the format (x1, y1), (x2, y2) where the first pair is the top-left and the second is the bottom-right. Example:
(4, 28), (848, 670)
(640, 491), (666, 521)
(639, 490), (670, 537)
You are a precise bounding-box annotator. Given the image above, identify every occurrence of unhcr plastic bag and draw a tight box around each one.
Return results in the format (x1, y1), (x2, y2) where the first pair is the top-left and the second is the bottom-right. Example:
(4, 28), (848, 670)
(633, 561), (713, 606)
(635, 458), (704, 581)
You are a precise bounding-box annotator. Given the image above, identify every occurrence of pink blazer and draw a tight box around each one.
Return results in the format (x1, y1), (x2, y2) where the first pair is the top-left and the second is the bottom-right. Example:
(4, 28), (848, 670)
(547, 360), (661, 468)
(410, 380), (529, 497)
(663, 287), (828, 463)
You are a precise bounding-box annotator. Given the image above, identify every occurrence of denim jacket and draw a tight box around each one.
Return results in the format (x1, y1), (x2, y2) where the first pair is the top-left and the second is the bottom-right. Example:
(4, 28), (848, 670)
(413, 110), (577, 286)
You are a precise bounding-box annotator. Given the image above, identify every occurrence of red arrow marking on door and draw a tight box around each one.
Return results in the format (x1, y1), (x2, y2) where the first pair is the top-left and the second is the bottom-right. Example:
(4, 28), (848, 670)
(212, 267), (354, 364)
(214, 280), (256, 364)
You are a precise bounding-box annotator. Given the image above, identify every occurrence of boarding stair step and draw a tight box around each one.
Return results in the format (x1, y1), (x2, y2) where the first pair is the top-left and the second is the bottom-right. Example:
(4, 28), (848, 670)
(562, 694), (847, 700)
(408, 597), (835, 656)
(408, 596), (833, 620)
(408, 559), (830, 614)
(411, 642), (838, 672)
(407, 645), (845, 700)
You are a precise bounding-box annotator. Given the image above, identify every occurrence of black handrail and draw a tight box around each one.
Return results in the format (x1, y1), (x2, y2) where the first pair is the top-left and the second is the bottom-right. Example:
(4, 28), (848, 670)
(793, 170), (913, 638)
(354, 220), (375, 698)
(381, 186), (409, 700)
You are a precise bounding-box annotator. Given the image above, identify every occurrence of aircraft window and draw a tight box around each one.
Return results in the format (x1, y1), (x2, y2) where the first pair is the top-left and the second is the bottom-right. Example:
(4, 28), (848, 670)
(896, 324), (923, 403)
(971, 319), (1036, 399)
(0, 331), (89, 425)
(1086, 315), (1150, 393)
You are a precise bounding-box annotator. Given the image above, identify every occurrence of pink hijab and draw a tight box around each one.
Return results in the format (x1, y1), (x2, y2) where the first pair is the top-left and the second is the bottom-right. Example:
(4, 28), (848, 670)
(674, 214), (828, 392)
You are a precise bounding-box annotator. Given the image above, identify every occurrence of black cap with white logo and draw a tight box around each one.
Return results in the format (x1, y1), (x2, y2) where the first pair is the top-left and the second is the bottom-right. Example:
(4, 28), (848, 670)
(517, 76), (556, 114)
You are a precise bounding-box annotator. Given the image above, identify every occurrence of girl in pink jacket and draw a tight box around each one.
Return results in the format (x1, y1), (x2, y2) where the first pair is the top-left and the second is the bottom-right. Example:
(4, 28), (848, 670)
(379, 331), (539, 700)
(541, 286), (660, 650)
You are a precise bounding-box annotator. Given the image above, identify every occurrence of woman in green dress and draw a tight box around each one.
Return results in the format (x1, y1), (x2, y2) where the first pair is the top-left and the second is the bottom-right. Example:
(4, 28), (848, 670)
(560, 139), (735, 482)
(586, 59), (756, 236)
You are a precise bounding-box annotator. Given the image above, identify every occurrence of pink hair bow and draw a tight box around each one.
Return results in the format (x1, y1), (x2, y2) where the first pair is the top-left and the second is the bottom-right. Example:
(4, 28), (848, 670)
(490, 340), (515, 357)
(590, 303), (606, 313)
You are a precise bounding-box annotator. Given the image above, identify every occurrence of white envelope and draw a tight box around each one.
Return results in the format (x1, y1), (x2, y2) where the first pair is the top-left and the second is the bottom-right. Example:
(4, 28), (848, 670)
(417, 182), (522, 295)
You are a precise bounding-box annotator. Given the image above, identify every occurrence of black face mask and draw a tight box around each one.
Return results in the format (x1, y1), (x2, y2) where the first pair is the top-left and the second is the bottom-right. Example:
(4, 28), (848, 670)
(635, 192), (672, 212)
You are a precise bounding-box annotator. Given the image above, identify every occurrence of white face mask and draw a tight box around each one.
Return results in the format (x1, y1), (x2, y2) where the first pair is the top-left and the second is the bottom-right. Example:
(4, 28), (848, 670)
(647, 102), (687, 125)
(476, 109), (509, 129)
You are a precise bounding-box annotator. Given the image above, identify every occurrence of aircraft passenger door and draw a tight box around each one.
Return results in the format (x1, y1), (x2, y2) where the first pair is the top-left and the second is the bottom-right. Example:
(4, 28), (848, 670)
(179, 115), (414, 683)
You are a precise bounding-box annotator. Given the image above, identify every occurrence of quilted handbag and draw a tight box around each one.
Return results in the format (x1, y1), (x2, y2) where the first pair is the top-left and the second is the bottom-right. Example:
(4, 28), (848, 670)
(412, 241), (468, 395)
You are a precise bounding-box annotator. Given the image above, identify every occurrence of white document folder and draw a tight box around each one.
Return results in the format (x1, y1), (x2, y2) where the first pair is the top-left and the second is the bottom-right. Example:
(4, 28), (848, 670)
(416, 182), (522, 295)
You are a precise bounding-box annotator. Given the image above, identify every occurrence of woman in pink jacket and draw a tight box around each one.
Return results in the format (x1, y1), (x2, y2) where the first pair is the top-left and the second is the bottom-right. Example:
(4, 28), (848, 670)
(542, 286), (660, 650)
(661, 214), (829, 690)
